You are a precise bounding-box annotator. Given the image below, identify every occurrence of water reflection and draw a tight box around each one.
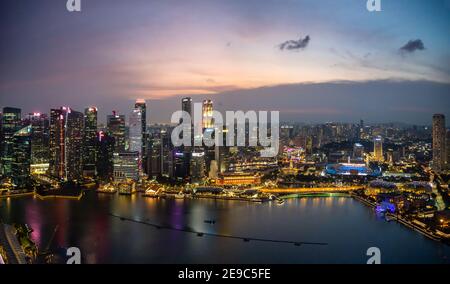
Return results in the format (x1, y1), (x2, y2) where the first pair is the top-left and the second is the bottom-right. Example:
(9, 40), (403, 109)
(0, 192), (449, 264)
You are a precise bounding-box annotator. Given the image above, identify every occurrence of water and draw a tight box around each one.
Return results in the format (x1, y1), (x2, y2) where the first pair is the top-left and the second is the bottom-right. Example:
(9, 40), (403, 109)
(0, 192), (449, 264)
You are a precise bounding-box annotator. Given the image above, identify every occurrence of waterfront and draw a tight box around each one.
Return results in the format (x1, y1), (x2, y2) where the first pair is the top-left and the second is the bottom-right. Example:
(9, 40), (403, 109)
(0, 191), (449, 264)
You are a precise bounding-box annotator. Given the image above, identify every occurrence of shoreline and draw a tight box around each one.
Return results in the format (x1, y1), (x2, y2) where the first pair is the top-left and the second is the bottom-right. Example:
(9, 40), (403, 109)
(350, 192), (448, 243)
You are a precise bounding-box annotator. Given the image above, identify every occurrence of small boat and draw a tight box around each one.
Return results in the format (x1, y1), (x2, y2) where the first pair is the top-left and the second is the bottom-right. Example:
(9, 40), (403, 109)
(276, 199), (285, 205)
(204, 220), (216, 224)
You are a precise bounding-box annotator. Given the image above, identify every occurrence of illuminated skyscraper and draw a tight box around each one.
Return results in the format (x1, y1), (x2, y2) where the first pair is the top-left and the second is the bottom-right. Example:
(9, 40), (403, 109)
(135, 99), (147, 168)
(181, 97), (194, 148)
(113, 152), (139, 182)
(373, 136), (383, 162)
(12, 125), (32, 188)
(24, 113), (49, 166)
(353, 143), (364, 159)
(190, 150), (206, 183)
(202, 99), (214, 129)
(107, 111), (126, 153)
(83, 107), (98, 177)
(1, 107), (21, 175)
(66, 110), (84, 181)
(432, 114), (446, 173)
(49, 108), (67, 179)
(96, 131), (115, 181)
(49, 107), (84, 181)
(129, 108), (142, 156)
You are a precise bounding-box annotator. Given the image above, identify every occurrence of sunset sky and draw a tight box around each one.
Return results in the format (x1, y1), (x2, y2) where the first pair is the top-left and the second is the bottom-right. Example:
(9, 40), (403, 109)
(1, 0), (449, 124)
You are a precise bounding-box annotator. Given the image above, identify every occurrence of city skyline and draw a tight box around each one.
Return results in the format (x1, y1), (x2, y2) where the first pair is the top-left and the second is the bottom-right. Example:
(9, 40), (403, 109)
(0, 0), (449, 124)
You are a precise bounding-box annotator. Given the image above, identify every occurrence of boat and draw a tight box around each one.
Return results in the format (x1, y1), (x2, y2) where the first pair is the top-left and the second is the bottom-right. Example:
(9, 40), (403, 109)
(276, 199), (285, 205)
(204, 220), (216, 224)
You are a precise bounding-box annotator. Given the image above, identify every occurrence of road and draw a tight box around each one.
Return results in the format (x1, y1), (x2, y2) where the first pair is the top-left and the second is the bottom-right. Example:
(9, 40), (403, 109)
(260, 186), (363, 194)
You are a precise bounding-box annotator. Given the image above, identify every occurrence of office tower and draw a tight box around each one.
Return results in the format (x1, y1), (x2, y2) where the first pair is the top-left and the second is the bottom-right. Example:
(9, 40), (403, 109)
(353, 143), (364, 159)
(202, 99), (214, 129)
(96, 131), (115, 181)
(172, 149), (189, 179)
(49, 108), (67, 179)
(1, 107), (21, 175)
(66, 110), (84, 181)
(25, 113), (50, 166)
(181, 97), (193, 149)
(146, 134), (162, 178)
(129, 108), (142, 156)
(83, 107), (98, 177)
(107, 111), (126, 153)
(11, 125), (32, 188)
(432, 114), (446, 173)
(49, 107), (84, 181)
(161, 129), (173, 177)
(182, 97), (192, 118)
(113, 152), (139, 182)
(135, 99), (147, 173)
(373, 136), (383, 162)
(190, 150), (206, 183)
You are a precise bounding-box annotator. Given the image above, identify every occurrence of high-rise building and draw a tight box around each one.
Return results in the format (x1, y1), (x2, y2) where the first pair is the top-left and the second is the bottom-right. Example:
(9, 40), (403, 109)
(1, 107), (21, 175)
(202, 99), (214, 129)
(373, 136), (383, 162)
(181, 97), (193, 149)
(146, 133), (162, 178)
(49, 107), (67, 179)
(11, 125), (32, 188)
(172, 149), (189, 179)
(113, 151), (139, 182)
(129, 108), (142, 156)
(49, 107), (84, 181)
(24, 113), (49, 166)
(190, 150), (206, 183)
(96, 131), (115, 181)
(432, 114), (446, 173)
(353, 143), (364, 159)
(83, 107), (98, 177)
(107, 111), (126, 153)
(66, 110), (84, 181)
(135, 99), (147, 169)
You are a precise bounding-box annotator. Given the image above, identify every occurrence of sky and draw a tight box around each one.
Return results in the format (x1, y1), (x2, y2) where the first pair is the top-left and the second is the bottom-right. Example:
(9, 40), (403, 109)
(0, 0), (449, 124)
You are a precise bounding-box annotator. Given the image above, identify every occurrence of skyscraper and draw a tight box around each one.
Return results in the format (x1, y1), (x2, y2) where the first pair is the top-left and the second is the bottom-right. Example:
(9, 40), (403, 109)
(1, 107), (21, 176)
(66, 110), (84, 181)
(23, 113), (50, 166)
(49, 107), (84, 181)
(181, 97), (193, 148)
(135, 99), (147, 164)
(190, 150), (206, 183)
(373, 136), (383, 162)
(432, 114), (446, 173)
(129, 108), (142, 156)
(202, 99), (214, 129)
(83, 107), (98, 177)
(11, 125), (32, 188)
(107, 111), (126, 153)
(96, 131), (115, 181)
(49, 107), (67, 179)
(113, 152), (139, 182)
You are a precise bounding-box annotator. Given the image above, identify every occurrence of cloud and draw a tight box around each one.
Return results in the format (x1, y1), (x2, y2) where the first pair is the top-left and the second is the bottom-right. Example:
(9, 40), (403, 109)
(279, 35), (310, 51)
(400, 39), (425, 53)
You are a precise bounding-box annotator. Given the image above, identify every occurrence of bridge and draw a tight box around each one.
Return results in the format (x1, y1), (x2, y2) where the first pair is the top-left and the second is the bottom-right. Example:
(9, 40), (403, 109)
(260, 186), (364, 194)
